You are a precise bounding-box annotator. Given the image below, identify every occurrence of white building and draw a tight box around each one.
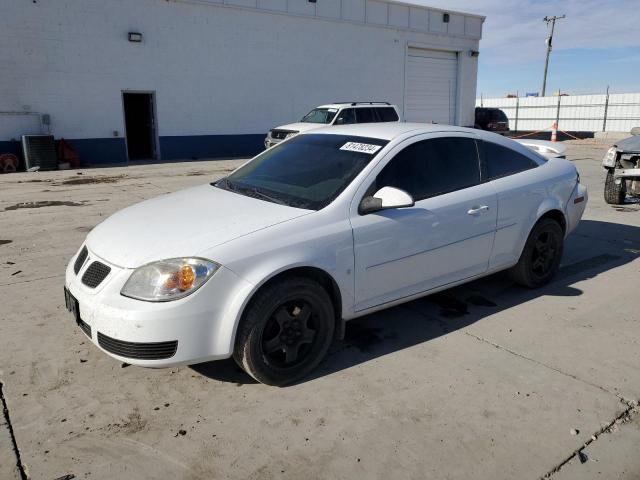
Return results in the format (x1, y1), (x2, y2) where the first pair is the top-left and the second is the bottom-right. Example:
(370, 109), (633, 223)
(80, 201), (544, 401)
(0, 0), (483, 164)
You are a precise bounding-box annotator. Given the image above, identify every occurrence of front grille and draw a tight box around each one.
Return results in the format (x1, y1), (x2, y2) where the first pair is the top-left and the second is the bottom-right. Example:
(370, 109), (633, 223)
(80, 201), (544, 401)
(271, 129), (297, 140)
(81, 261), (111, 288)
(74, 246), (88, 274)
(97, 332), (178, 360)
(78, 318), (92, 338)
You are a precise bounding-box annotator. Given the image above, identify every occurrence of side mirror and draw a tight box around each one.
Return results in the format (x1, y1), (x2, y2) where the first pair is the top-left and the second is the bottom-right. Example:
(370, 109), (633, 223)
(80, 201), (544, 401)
(359, 186), (415, 214)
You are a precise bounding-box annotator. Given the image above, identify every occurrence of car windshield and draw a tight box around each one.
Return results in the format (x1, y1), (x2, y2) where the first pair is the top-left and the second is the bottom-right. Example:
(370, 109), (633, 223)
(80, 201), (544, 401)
(300, 108), (338, 124)
(214, 134), (388, 210)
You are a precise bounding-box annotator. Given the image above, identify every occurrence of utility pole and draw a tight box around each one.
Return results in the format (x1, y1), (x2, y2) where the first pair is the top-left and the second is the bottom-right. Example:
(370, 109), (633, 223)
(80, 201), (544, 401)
(541, 15), (565, 97)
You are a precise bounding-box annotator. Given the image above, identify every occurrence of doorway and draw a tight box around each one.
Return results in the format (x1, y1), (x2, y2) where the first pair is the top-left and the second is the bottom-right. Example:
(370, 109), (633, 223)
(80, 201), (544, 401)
(122, 92), (157, 160)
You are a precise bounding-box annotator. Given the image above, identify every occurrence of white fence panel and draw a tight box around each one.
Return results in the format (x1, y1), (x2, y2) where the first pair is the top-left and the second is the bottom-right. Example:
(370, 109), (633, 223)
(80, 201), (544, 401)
(559, 95), (605, 131)
(607, 93), (640, 133)
(476, 92), (640, 132)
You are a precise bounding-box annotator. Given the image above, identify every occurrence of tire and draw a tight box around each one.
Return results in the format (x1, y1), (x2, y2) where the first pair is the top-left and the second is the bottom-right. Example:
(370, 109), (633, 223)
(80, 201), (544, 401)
(233, 276), (335, 386)
(604, 169), (625, 205)
(509, 218), (564, 288)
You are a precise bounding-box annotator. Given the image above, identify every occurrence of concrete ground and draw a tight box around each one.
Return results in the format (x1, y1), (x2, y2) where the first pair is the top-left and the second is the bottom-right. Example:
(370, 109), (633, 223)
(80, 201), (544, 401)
(1, 141), (639, 480)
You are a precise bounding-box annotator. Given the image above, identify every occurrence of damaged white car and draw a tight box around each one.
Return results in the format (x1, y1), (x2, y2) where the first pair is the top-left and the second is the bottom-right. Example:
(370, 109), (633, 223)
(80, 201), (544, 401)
(65, 123), (587, 386)
(602, 128), (640, 204)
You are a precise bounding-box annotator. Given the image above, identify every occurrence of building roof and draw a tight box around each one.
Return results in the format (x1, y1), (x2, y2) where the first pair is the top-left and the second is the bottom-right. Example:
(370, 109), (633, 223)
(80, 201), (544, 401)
(387, 0), (485, 20)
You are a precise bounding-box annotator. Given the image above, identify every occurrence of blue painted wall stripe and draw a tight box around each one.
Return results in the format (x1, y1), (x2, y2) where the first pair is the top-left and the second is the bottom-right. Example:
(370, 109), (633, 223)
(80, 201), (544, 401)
(159, 134), (265, 161)
(1, 134), (266, 167)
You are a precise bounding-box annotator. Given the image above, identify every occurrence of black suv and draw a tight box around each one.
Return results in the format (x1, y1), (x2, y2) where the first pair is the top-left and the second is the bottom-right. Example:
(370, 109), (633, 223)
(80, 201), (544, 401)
(475, 107), (509, 133)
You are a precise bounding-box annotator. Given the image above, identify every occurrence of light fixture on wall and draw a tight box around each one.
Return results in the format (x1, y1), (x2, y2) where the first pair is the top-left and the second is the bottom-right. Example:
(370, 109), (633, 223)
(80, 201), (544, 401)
(443, 13), (450, 23)
(469, 50), (480, 57)
(128, 32), (143, 43)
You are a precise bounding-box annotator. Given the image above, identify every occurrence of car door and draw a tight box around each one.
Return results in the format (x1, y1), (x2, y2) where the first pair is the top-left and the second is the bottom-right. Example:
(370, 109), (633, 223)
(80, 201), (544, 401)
(479, 140), (548, 269)
(350, 133), (498, 311)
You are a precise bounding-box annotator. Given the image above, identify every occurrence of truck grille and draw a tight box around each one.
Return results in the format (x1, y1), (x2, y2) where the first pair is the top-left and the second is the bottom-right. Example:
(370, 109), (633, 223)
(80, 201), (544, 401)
(81, 261), (111, 288)
(74, 246), (88, 274)
(97, 332), (178, 360)
(271, 129), (297, 140)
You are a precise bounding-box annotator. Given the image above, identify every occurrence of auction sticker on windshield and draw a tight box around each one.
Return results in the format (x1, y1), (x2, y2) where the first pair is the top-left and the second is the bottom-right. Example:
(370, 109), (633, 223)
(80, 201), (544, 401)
(340, 142), (383, 154)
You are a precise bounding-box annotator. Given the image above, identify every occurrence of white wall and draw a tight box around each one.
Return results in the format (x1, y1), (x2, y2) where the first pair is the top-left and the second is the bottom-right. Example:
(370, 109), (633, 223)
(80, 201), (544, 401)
(0, 0), (482, 142)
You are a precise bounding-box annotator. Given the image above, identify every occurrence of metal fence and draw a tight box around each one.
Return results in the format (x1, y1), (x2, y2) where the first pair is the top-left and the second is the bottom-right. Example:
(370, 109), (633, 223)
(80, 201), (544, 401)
(476, 92), (640, 133)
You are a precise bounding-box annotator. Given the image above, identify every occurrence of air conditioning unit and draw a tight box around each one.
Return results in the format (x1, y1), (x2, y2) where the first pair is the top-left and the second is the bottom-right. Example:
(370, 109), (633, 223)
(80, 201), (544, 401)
(21, 134), (58, 171)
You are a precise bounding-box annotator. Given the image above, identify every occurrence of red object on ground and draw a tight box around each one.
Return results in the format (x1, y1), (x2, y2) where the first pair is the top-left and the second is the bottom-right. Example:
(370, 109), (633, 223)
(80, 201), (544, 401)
(57, 138), (80, 168)
(0, 153), (19, 173)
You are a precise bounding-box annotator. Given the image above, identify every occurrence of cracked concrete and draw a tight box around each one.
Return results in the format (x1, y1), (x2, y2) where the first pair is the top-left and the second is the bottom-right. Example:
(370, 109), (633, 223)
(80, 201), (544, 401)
(1, 142), (639, 479)
(1, 382), (25, 480)
(547, 400), (640, 479)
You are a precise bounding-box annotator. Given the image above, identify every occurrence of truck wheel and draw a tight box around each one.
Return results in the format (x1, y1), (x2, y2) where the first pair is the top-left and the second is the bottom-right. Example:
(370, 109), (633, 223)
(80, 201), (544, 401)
(509, 218), (564, 288)
(233, 276), (335, 386)
(604, 169), (625, 205)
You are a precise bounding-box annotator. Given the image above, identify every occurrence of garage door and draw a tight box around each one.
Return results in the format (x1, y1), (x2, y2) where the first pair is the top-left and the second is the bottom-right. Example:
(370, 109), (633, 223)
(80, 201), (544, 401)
(404, 48), (458, 124)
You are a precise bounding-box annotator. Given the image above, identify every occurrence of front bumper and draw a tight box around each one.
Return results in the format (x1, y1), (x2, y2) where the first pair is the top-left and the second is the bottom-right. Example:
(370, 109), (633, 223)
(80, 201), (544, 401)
(64, 248), (254, 367)
(614, 168), (640, 178)
(264, 137), (282, 149)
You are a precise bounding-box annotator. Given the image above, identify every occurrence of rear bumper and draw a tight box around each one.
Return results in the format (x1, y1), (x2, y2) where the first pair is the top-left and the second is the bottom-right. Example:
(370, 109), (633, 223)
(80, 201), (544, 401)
(64, 248), (254, 367)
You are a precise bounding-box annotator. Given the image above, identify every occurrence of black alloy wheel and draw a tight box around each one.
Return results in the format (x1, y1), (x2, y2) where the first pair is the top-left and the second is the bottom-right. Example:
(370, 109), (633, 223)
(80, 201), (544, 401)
(233, 276), (335, 386)
(261, 300), (318, 367)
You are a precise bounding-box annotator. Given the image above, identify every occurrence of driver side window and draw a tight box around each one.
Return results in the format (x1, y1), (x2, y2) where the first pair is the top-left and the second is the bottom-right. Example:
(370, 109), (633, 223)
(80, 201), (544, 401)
(372, 137), (481, 201)
(334, 108), (356, 125)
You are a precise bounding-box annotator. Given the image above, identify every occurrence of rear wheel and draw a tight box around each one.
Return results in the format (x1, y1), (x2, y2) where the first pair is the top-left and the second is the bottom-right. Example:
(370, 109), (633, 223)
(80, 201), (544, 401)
(233, 277), (335, 386)
(509, 218), (564, 288)
(604, 169), (625, 205)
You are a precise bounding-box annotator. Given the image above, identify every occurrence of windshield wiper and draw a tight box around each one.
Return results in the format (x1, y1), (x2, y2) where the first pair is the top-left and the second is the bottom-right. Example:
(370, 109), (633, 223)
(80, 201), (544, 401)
(216, 178), (289, 206)
(215, 177), (239, 192)
(241, 186), (288, 206)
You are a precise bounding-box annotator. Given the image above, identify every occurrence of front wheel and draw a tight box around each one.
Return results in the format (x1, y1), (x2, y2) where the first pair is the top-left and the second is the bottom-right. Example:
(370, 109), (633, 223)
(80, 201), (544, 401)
(604, 169), (626, 205)
(233, 277), (335, 386)
(509, 218), (564, 288)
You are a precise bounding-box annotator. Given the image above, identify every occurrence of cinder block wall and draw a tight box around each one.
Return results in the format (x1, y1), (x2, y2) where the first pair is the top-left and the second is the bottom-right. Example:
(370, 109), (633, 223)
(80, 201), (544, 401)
(0, 0), (482, 163)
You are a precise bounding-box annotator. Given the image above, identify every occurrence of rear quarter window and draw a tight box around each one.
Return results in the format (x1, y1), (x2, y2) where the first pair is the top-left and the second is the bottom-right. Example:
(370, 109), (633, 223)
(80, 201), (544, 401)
(483, 141), (539, 180)
(376, 107), (399, 122)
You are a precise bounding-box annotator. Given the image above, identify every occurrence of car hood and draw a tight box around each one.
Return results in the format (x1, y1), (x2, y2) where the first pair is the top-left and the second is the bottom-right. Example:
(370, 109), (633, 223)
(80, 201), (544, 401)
(86, 184), (311, 268)
(616, 135), (640, 152)
(273, 122), (324, 133)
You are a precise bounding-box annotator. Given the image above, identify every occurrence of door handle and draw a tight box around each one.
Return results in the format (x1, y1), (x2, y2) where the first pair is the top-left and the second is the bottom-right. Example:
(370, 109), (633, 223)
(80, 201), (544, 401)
(467, 205), (489, 215)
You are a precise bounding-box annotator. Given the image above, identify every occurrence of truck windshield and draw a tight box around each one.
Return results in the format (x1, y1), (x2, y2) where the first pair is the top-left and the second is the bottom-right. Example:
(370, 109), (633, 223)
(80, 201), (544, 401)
(215, 134), (388, 210)
(300, 108), (338, 124)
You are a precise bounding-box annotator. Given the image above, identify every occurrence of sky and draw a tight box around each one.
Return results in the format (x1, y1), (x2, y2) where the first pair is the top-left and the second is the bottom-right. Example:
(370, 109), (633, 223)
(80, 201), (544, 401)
(408, 0), (640, 98)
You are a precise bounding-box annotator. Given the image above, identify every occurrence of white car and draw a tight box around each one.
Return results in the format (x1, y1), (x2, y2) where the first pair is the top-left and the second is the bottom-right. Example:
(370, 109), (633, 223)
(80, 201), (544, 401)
(264, 102), (400, 149)
(64, 123), (587, 386)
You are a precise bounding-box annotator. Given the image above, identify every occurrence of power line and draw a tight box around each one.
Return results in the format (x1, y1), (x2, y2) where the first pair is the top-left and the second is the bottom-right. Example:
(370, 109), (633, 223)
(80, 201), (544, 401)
(541, 14), (565, 97)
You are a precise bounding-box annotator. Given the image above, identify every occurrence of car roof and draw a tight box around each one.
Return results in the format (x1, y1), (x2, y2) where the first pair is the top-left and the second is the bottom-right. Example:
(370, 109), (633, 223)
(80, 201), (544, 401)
(316, 103), (397, 109)
(307, 122), (477, 140)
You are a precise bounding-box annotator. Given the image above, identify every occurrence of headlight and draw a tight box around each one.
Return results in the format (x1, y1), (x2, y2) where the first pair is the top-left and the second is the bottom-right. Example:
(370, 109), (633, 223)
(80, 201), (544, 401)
(285, 132), (297, 139)
(603, 147), (617, 167)
(121, 258), (219, 302)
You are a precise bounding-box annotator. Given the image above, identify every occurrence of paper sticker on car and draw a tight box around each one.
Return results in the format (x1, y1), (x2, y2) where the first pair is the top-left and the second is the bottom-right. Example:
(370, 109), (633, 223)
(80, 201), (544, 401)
(340, 142), (382, 154)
